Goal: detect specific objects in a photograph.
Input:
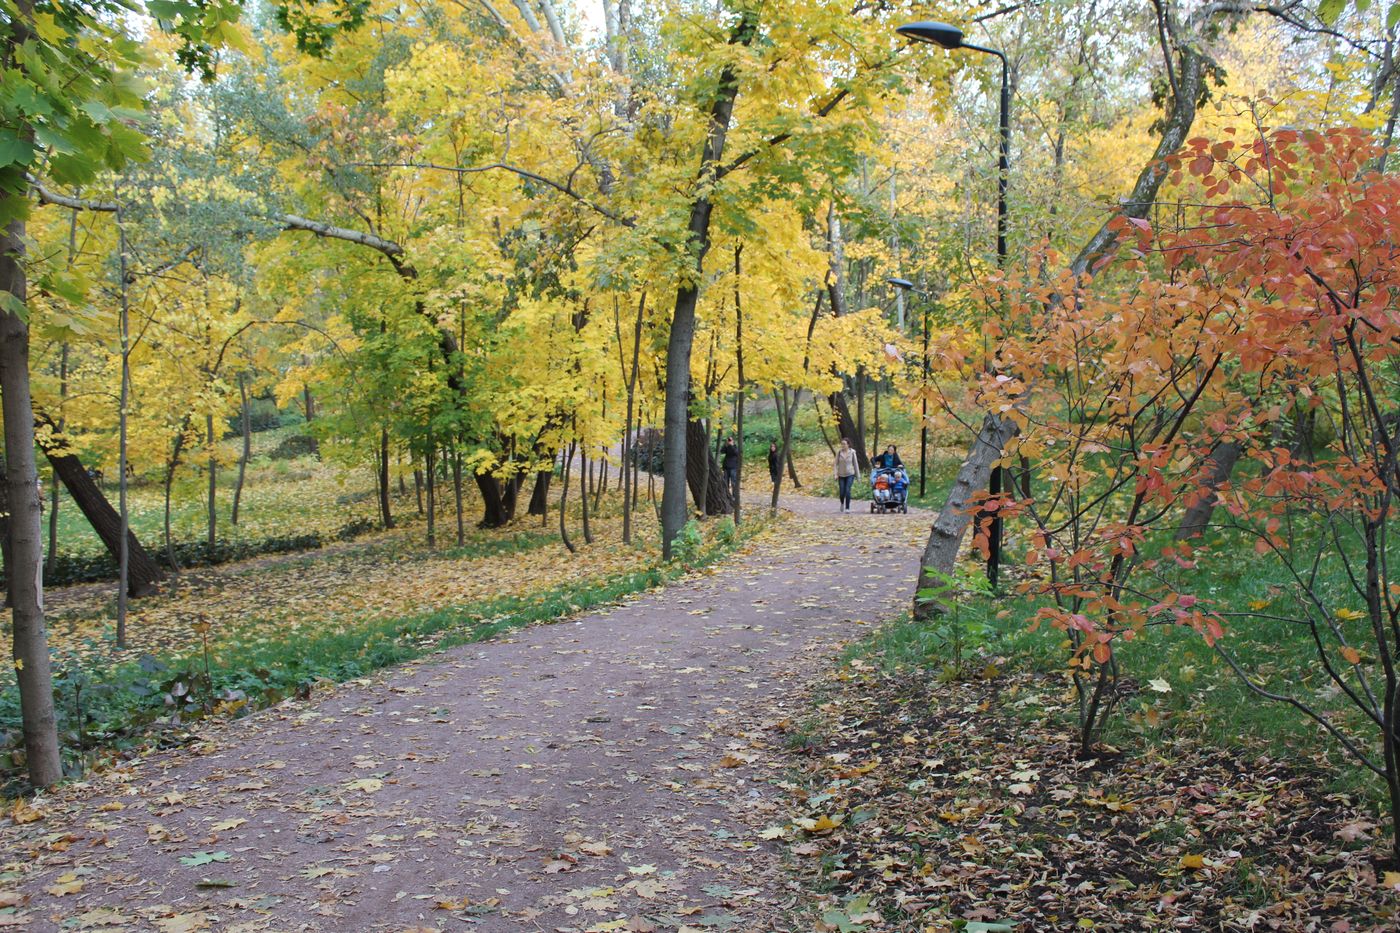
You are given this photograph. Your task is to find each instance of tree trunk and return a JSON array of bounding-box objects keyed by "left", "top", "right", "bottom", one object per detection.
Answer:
[
  {"left": 206, "top": 413, "right": 216, "bottom": 557},
  {"left": 913, "top": 413, "right": 1020, "bottom": 619},
  {"left": 685, "top": 419, "right": 733, "bottom": 516},
  {"left": 379, "top": 427, "right": 394, "bottom": 529},
  {"left": 232, "top": 373, "right": 250, "bottom": 526},
  {"left": 39, "top": 436, "right": 165, "bottom": 597},
  {"left": 581, "top": 451, "right": 594, "bottom": 544},
  {"left": 661, "top": 12, "right": 756, "bottom": 558},
  {"left": 453, "top": 449, "right": 464, "bottom": 547},
  {"left": 162, "top": 433, "right": 184, "bottom": 573},
  {"left": 559, "top": 442, "right": 576, "bottom": 553},
  {"left": 528, "top": 469, "right": 551, "bottom": 518},
  {"left": 46, "top": 343, "right": 67, "bottom": 574},
  {"left": 828, "top": 391, "right": 870, "bottom": 471},
  {"left": 475, "top": 472, "right": 517, "bottom": 528},
  {"left": 413, "top": 467, "right": 424, "bottom": 514},
  {"left": 425, "top": 440, "right": 437, "bottom": 549},
  {"left": 733, "top": 245, "right": 745, "bottom": 526},
  {"left": 1175, "top": 440, "right": 1242, "bottom": 541},
  {"left": 0, "top": 216, "right": 62, "bottom": 787}
]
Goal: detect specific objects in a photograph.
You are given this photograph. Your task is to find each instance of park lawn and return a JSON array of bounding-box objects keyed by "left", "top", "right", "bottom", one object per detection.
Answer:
[{"left": 43, "top": 426, "right": 385, "bottom": 562}]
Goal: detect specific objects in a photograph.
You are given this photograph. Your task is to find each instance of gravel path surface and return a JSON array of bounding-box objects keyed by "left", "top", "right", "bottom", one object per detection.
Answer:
[{"left": 1, "top": 496, "right": 927, "bottom": 932}]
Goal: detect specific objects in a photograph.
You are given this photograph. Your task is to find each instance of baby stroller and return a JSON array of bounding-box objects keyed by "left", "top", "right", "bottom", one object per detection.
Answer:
[{"left": 869, "top": 466, "right": 909, "bottom": 513}]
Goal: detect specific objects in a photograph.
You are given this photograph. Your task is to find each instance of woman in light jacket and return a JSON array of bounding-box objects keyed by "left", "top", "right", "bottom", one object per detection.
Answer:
[{"left": 834, "top": 437, "right": 860, "bottom": 512}]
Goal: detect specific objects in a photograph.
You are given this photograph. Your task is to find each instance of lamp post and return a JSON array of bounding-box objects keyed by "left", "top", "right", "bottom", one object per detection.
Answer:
[
  {"left": 897, "top": 19, "right": 1010, "bottom": 589},
  {"left": 888, "top": 277, "right": 928, "bottom": 498}
]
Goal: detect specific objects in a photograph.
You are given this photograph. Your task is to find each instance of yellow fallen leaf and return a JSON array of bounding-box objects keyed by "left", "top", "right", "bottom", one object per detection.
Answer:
[
  {"left": 211, "top": 818, "right": 246, "bottom": 832},
  {"left": 1383, "top": 870, "right": 1400, "bottom": 889},
  {"left": 46, "top": 873, "right": 83, "bottom": 896},
  {"left": 98, "top": 801, "right": 125, "bottom": 812},
  {"left": 1180, "top": 854, "right": 1205, "bottom": 870},
  {"left": 10, "top": 801, "right": 43, "bottom": 825},
  {"left": 343, "top": 778, "right": 383, "bottom": 794}
]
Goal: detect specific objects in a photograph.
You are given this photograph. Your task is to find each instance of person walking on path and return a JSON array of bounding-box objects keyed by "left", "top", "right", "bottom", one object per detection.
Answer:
[
  {"left": 834, "top": 437, "right": 860, "bottom": 512},
  {"left": 767, "top": 442, "right": 782, "bottom": 486},
  {"left": 721, "top": 436, "right": 740, "bottom": 503}
]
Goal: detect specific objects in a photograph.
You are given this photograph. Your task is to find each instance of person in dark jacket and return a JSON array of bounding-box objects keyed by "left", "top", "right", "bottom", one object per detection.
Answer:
[
  {"left": 767, "top": 442, "right": 782, "bottom": 486},
  {"left": 721, "top": 436, "right": 740, "bottom": 501},
  {"left": 872, "top": 444, "right": 904, "bottom": 470}
]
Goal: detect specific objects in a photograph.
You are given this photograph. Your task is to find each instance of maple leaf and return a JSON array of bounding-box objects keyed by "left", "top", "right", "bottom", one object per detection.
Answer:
[{"left": 179, "top": 851, "right": 230, "bottom": 867}]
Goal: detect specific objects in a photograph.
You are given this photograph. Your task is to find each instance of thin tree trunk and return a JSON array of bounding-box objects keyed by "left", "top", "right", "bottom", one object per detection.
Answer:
[
  {"left": 163, "top": 431, "right": 185, "bottom": 573},
  {"left": 206, "top": 413, "right": 216, "bottom": 557},
  {"left": 733, "top": 245, "right": 745, "bottom": 526},
  {"left": 414, "top": 467, "right": 424, "bottom": 514},
  {"left": 453, "top": 448, "right": 465, "bottom": 547},
  {"left": 581, "top": 451, "right": 594, "bottom": 544},
  {"left": 426, "top": 441, "right": 436, "bottom": 549},
  {"left": 1, "top": 215, "right": 62, "bottom": 787},
  {"left": 559, "top": 442, "right": 577, "bottom": 553},
  {"left": 231, "top": 373, "right": 250, "bottom": 526},
  {"left": 46, "top": 343, "right": 67, "bottom": 574},
  {"left": 378, "top": 428, "right": 394, "bottom": 528}
]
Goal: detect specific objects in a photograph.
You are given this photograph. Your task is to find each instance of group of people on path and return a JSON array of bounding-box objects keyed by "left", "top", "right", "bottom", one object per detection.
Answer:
[
  {"left": 716, "top": 435, "right": 905, "bottom": 513},
  {"left": 835, "top": 439, "right": 903, "bottom": 512}
]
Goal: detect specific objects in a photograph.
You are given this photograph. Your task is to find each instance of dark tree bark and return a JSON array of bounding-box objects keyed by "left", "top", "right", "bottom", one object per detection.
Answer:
[
  {"left": 528, "top": 469, "right": 551, "bottom": 517},
  {"left": 205, "top": 413, "right": 217, "bottom": 556},
  {"left": 425, "top": 440, "right": 437, "bottom": 549},
  {"left": 558, "top": 442, "right": 577, "bottom": 553},
  {"left": 413, "top": 467, "right": 424, "bottom": 514},
  {"left": 231, "top": 373, "right": 250, "bottom": 526},
  {"left": 581, "top": 452, "right": 594, "bottom": 544},
  {"left": 1175, "top": 440, "right": 1243, "bottom": 540},
  {"left": 0, "top": 213, "right": 62, "bottom": 787},
  {"left": 475, "top": 472, "right": 518, "bottom": 528},
  {"left": 685, "top": 419, "right": 733, "bottom": 516},
  {"left": 827, "top": 390, "right": 871, "bottom": 472},
  {"left": 36, "top": 417, "right": 165, "bottom": 597},
  {"left": 46, "top": 342, "right": 67, "bottom": 573},
  {"left": 453, "top": 449, "right": 465, "bottom": 547},
  {"left": 378, "top": 427, "right": 394, "bottom": 529}
]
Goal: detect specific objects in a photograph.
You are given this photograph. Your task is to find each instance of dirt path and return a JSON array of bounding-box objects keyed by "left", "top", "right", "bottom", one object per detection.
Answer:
[{"left": 2, "top": 496, "right": 927, "bottom": 932}]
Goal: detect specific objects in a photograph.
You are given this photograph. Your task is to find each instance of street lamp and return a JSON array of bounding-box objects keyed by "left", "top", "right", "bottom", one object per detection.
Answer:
[
  {"left": 897, "top": 19, "right": 1011, "bottom": 590},
  {"left": 888, "top": 277, "right": 929, "bottom": 499}
]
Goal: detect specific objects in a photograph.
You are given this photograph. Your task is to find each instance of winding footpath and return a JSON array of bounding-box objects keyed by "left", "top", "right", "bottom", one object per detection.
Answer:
[{"left": 2, "top": 496, "right": 926, "bottom": 932}]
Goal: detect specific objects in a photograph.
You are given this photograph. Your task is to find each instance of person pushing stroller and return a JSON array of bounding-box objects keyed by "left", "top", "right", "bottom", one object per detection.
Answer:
[{"left": 869, "top": 445, "right": 909, "bottom": 513}]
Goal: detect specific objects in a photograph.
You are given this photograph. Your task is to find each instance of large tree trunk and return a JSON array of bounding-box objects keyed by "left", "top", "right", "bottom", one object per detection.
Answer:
[
  {"left": 528, "top": 469, "right": 551, "bottom": 517},
  {"left": 828, "top": 390, "right": 870, "bottom": 473},
  {"left": 914, "top": 33, "right": 1211, "bottom": 613},
  {"left": 1175, "top": 440, "right": 1242, "bottom": 541},
  {"left": 1, "top": 215, "right": 62, "bottom": 788},
  {"left": 37, "top": 418, "right": 165, "bottom": 597},
  {"left": 661, "top": 12, "right": 756, "bottom": 558},
  {"left": 475, "top": 472, "right": 517, "bottom": 528},
  {"left": 686, "top": 419, "right": 732, "bottom": 516}
]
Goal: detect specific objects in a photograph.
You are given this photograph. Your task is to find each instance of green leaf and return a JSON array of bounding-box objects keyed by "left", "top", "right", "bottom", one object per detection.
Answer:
[
  {"left": 0, "top": 129, "right": 34, "bottom": 170},
  {"left": 178, "top": 850, "right": 230, "bottom": 867},
  {"left": 965, "top": 924, "right": 1016, "bottom": 933},
  {"left": 1389, "top": 2, "right": 1400, "bottom": 29},
  {"left": 1317, "top": 0, "right": 1348, "bottom": 24},
  {"left": 0, "top": 290, "right": 27, "bottom": 324}
]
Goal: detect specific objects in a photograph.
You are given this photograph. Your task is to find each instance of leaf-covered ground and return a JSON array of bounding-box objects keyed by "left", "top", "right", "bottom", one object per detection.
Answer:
[
  {"left": 772, "top": 644, "right": 1400, "bottom": 932},
  {"left": 0, "top": 497, "right": 927, "bottom": 931}
]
